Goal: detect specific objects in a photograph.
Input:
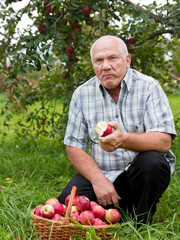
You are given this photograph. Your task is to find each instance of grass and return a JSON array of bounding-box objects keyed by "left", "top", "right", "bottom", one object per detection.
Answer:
[{"left": 0, "top": 93, "right": 179, "bottom": 239}]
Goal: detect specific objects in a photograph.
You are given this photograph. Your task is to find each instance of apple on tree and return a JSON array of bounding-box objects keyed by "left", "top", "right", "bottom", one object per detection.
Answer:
[{"left": 95, "top": 121, "right": 112, "bottom": 137}]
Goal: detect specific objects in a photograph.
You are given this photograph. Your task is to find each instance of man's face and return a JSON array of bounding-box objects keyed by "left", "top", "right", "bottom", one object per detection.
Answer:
[{"left": 91, "top": 37, "right": 131, "bottom": 90}]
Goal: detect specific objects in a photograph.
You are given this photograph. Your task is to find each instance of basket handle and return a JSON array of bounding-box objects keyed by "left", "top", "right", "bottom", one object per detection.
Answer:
[{"left": 63, "top": 186, "right": 78, "bottom": 225}]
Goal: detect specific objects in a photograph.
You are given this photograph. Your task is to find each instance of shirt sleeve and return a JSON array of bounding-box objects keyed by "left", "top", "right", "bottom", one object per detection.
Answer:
[
  {"left": 144, "top": 82, "right": 177, "bottom": 139},
  {"left": 64, "top": 91, "right": 89, "bottom": 150}
]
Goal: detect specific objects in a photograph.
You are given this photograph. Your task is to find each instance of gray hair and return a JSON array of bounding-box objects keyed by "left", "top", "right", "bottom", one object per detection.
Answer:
[{"left": 90, "top": 35, "right": 129, "bottom": 60}]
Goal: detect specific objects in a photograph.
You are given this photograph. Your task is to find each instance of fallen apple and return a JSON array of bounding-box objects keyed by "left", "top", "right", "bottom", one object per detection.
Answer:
[
  {"left": 74, "top": 196, "right": 90, "bottom": 211},
  {"left": 35, "top": 205, "right": 43, "bottom": 217},
  {"left": 95, "top": 121, "right": 112, "bottom": 137},
  {"left": 105, "top": 209, "right": 120, "bottom": 224},
  {"left": 41, "top": 204, "right": 55, "bottom": 219},
  {"left": 79, "top": 210, "right": 94, "bottom": 225}
]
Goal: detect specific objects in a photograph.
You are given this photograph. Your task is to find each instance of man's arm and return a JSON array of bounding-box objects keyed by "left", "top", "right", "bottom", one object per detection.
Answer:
[
  {"left": 99, "top": 121, "right": 172, "bottom": 153},
  {"left": 66, "top": 145, "right": 121, "bottom": 206}
]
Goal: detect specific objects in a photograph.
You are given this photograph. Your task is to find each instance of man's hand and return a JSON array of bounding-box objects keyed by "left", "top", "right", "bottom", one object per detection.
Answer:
[
  {"left": 99, "top": 121, "right": 125, "bottom": 152},
  {"left": 91, "top": 177, "right": 121, "bottom": 206}
]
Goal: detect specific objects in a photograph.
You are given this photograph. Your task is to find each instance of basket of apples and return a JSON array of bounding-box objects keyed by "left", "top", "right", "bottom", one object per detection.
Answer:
[{"left": 31, "top": 186, "right": 120, "bottom": 239}]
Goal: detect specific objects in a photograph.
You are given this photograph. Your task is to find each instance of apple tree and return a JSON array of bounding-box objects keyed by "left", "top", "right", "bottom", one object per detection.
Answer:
[{"left": 0, "top": 0, "right": 179, "bottom": 139}]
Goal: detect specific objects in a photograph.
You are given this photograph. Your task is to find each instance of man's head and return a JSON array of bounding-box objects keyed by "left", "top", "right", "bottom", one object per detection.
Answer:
[{"left": 90, "top": 35, "right": 131, "bottom": 91}]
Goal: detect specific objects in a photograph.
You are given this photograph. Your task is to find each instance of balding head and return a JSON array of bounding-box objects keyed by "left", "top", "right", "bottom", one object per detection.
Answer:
[{"left": 90, "top": 35, "right": 128, "bottom": 61}]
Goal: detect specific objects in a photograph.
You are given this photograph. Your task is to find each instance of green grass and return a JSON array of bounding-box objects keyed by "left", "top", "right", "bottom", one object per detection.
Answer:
[{"left": 0, "top": 93, "right": 179, "bottom": 239}]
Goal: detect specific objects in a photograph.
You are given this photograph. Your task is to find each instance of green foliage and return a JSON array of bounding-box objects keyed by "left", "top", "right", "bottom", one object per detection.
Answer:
[{"left": 0, "top": 0, "right": 180, "bottom": 138}]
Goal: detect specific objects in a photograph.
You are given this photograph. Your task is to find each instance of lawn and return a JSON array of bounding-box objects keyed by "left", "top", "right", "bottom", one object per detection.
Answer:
[{"left": 0, "top": 93, "right": 179, "bottom": 239}]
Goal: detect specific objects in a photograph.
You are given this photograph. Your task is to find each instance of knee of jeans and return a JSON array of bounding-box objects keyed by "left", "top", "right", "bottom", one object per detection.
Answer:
[{"left": 136, "top": 151, "right": 167, "bottom": 175}]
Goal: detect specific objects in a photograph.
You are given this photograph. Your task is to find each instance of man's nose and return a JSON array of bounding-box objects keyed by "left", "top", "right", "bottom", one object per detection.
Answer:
[{"left": 102, "top": 60, "right": 111, "bottom": 70}]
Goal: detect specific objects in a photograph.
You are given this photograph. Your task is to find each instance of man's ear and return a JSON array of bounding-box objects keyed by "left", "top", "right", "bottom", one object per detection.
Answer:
[{"left": 126, "top": 54, "right": 131, "bottom": 68}]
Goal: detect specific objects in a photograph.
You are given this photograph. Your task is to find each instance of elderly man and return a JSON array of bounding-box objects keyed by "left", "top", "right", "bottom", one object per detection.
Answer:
[{"left": 58, "top": 35, "right": 176, "bottom": 224}]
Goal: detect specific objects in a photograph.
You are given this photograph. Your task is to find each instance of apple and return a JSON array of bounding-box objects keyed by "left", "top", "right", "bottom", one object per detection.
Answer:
[
  {"left": 93, "top": 218, "right": 105, "bottom": 226},
  {"left": 92, "top": 205, "right": 106, "bottom": 219},
  {"left": 7, "top": 66, "right": 12, "bottom": 72},
  {"left": 105, "top": 209, "right": 120, "bottom": 224},
  {"left": 69, "top": 21, "right": 79, "bottom": 28},
  {"left": 38, "top": 24, "right": 46, "bottom": 32},
  {"left": 95, "top": 121, "right": 112, "bottom": 137},
  {"left": 51, "top": 213, "right": 62, "bottom": 221},
  {"left": 127, "top": 37, "right": 136, "bottom": 45},
  {"left": 44, "top": 0, "right": 50, "bottom": 7},
  {"left": 62, "top": 204, "right": 67, "bottom": 215},
  {"left": 45, "top": 198, "right": 59, "bottom": 206},
  {"left": 67, "top": 45, "right": 75, "bottom": 53},
  {"left": 67, "top": 52, "right": 72, "bottom": 60},
  {"left": 40, "top": 120, "right": 45, "bottom": 125},
  {"left": 41, "top": 205, "right": 55, "bottom": 218},
  {"left": 74, "top": 56, "right": 79, "bottom": 62},
  {"left": 79, "top": 210, "right": 94, "bottom": 225},
  {"left": 74, "top": 196, "right": 90, "bottom": 211},
  {"left": 53, "top": 202, "right": 64, "bottom": 215},
  {"left": 82, "top": 5, "right": 91, "bottom": 15},
  {"left": 47, "top": 5, "right": 52, "bottom": 13},
  {"left": 35, "top": 205, "right": 44, "bottom": 217},
  {"left": 70, "top": 213, "right": 80, "bottom": 223},
  {"left": 89, "top": 201, "right": 98, "bottom": 211},
  {"left": 71, "top": 206, "right": 80, "bottom": 215},
  {"left": 65, "top": 194, "right": 78, "bottom": 206}
]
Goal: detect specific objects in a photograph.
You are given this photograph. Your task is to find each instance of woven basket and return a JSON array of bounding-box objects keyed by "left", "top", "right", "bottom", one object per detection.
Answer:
[{"left": 31, "top": 186, "right": 116, "bottom": 240}]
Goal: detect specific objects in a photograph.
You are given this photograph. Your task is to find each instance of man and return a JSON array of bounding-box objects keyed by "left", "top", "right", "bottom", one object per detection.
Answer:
[{"left": 58, "top": 35, "right": 176, "bottom": 224}]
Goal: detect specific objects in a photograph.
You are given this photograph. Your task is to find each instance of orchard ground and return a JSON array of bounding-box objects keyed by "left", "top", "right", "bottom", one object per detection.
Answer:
[{"left": 0, "top": 93, "right": 179, "bottom": 239}]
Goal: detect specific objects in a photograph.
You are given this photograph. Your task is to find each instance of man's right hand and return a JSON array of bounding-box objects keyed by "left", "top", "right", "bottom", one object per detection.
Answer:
[{"left": 92, "top": 177, "right": 121, "bottom": 206}]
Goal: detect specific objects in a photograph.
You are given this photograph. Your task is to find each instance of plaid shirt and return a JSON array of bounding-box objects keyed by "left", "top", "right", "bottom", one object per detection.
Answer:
[{"left": 64, "top": 68, "right": 177, "bottom": 182}]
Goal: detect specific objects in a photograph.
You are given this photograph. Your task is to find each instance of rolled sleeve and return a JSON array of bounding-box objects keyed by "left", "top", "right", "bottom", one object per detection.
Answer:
[
  {"left": 64, "top": 92, "right": 89, "bottom": 150},
  {"left": 144, "top": 83, "right": 177, "bottom": 139}
]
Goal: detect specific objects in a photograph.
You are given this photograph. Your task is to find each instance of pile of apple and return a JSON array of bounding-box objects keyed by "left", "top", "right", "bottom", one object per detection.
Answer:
[{"left": 34, "top": 195, "right": 120, "bottom": 226}]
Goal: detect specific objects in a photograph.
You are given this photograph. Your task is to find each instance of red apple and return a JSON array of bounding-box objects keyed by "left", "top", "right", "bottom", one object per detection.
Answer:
[
  {"left": 92, "top": 205, "right": 106, "bottom": 219},
  {"left": 40, "top": 120, "right": 45, "bottom": 125},
  {"left": 127, "top": 37, "right": 136, "bottom": 45},
  {"left": 45, "top": 198, "right": 59, "bottom": 206},
  {"left": 38, "top": 24, "right": 46, "bottom": 32},
  {"left": 70, "top": 213, "right": 80, "bottom": 223},
  {"left": 82, "top": 5, "right": 91, "bottom": 15},
  {"left": 67, "top": 45, "right": 75, "bottom": 53},
  {"left": 44, "top": 0, "right": 50, "bottom": 7},
  {"left": 67, "top": 52, "right": 72, "bottom": 60},
  {"left": 53, "top": 202, "right": 64, "bottom": 215},
  {"left": 47, "top": 5, "right": 52, "bottom": 13},
  {"left": 35, "top": 205, "right": 43, "bottom": 217},
  {"left": 74, "top": 56, "right": 79, "bottom": 62},
  {"left": 41, "top": 205, "right": 55, "bottom": 218},
  {"left": 93, "top": 218, "right": 105, "bottom": 226},
  {"left": 7, "top": 66, "right": 12, "bottom": 72},
  {"left": 74, "top": 196, "right": 90, "bottom": 211},
  {"left": 51, "top": 213, "right": 62, "bottom": 221},
  {"left": 62, "top": 204, "right": 67, "bottom": 215},
  {"left": 95, "top": 121, "right": 112, "bottom": 137},
  {"left": 89, "top": 201, "right": 98, "bottom": 211},
  {"left": 71, "top": 206, "right": 80, "bottom": 215},
  {"left": 65, "top": 194, "right": 78, "bottom": 206},
  {"left": 105, "top": 209, "right": 120, "bottom": 224},
  {"left": 79, "top": 210, "right": 94, "bottom": 225},
  {"left": 69, "top": 21, "right": 79, "bottom": 28}
]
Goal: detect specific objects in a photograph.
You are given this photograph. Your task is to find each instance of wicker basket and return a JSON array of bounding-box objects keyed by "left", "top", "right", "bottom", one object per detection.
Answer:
[{"left": 31, "top": 186, "right": 116, "bottom": 239}]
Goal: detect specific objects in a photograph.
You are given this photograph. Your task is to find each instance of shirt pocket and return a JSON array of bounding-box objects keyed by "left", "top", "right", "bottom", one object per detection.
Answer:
[{"left": 124, "top": 123, "right": 145, "bottom": 133}]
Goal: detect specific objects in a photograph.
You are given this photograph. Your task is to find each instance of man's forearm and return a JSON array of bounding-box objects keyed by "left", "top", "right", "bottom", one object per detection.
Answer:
[{"left": 66, "top": 146, "right": 106, "bottom": 184}]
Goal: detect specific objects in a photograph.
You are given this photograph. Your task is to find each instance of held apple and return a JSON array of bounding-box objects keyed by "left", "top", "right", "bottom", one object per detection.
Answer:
[
  {"left": 105, "top": 209, "right": 120, "bottom": 224},
  {"left": 41, "top": 204, "right": 55, "bottom": 218},
  {"left": 95, "top": 121, "right": 112, "bottom": 137}
]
